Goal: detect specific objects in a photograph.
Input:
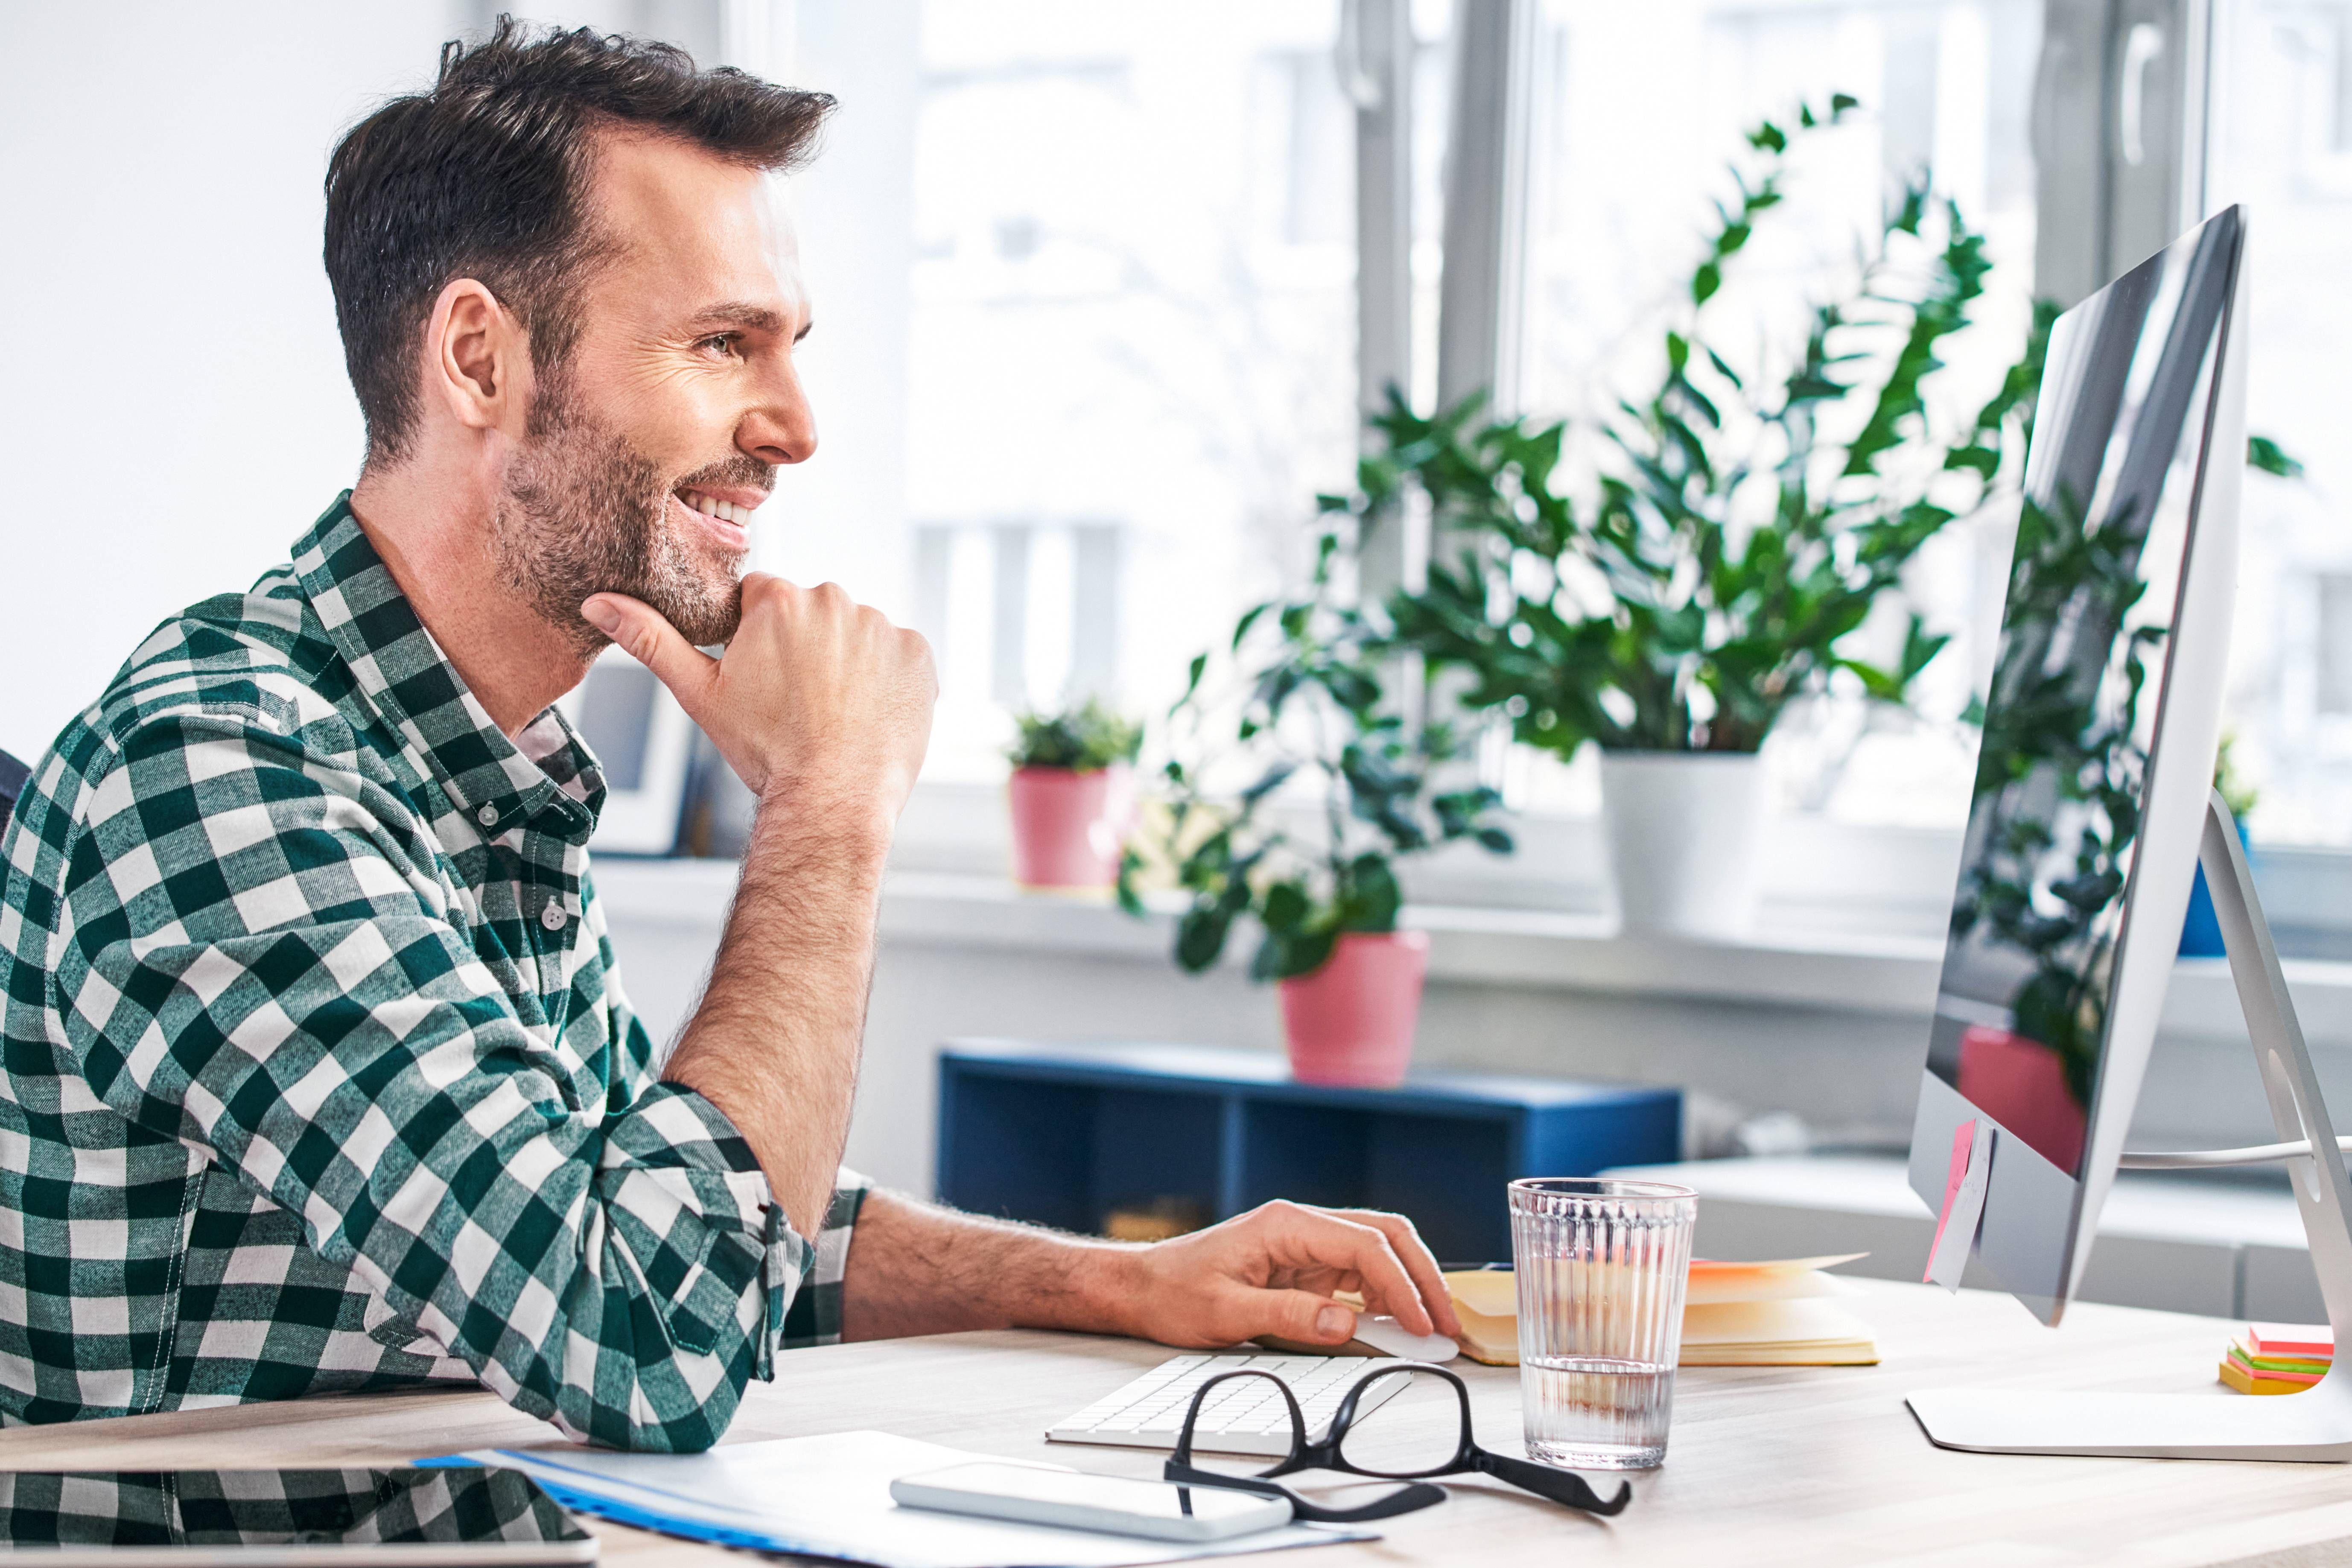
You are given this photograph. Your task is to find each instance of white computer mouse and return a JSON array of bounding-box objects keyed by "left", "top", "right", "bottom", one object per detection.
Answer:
[{"left": 1351, "top": 1314, "right": 1460, "bottom": 1363}]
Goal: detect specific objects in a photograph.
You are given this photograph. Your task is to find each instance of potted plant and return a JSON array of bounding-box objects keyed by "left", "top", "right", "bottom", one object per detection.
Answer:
[
  {"left": 2179, "top": 734, "right": 2262, "bottom": 958},
  {"left": 1944, "top": 435, "right": 2300, "bottom": 1166},
  {"left": 1006, "top": 698, "right": 1142, "bottom": 893},
  {"left": 1118, "top": 534, "right": 1513, "bottom": 1086},
  {"left": 2175, "top": 450, "right": 2297, "bottom": 954},
  {"left": 1354, "top": 98, "right": 2040, "bottom": 938}
]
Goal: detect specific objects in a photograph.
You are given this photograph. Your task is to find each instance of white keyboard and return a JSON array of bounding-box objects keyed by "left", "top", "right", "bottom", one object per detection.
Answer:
[{"left": 1045, "top": 1353, "right": 1408, "bottom": 1457}]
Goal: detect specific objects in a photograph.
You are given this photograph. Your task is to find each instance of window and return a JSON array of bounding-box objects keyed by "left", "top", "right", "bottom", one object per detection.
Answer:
[
  {"left": 1511, "top": 0, "right": 2044, "bottom": 829},
  {"left": 901, "top": 0, "right": 1367, "bottom": 781},
  {"left": 2209, "top": 0, "right": 2352, "bottom": 845},
  {"left": 453, "top": 1, "right": 2352, "bottom": 916}
]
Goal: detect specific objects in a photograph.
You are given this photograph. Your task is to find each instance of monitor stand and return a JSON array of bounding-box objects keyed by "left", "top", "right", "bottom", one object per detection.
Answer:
[{"left": 1907, "top": 790, "right": 2352, "bottom": 1460}]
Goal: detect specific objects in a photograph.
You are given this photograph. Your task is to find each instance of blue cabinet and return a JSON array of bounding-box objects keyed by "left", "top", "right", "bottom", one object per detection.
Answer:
[{"left": 934, "top": 1040, "right": 1682, "bottom": 1263}]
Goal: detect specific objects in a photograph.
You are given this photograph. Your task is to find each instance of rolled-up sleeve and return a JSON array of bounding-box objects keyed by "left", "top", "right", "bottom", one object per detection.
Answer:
[
  {"left": 52, "top": 708, "right": 851, "bottom": 1450},
  {"left": 779, "top": 1176, "right": 870, "bottom": 1348}
]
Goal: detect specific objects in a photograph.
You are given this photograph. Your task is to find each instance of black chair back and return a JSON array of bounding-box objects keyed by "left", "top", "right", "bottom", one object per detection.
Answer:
[{"left": 0, "top": 749, "right": 29, "bottom": 836}]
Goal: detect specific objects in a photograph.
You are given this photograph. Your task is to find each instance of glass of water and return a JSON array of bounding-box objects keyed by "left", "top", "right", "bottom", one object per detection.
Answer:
[{"left": 1509, "top": 1176, "right": 1697, "bottom": 1470}]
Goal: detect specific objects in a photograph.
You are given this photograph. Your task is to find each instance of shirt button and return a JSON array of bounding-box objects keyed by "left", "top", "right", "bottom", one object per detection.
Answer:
[
  {"left": 476, "top": 805, "right": 499, "bottom": 827},
  {"left": 540, "top": 902, "right": 568, "bottom": 931}
]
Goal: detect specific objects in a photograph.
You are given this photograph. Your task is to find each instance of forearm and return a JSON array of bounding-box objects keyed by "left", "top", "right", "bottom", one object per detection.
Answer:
[
  {"left": 660, "top": 790, "right": 890, "bottom": 1241},
  {"left": 837, "top": 1191, "right": 1462, "bottom": 1353},
  {"left": 839, "top": 1189, "right": 1145, "bottom": 1341}
]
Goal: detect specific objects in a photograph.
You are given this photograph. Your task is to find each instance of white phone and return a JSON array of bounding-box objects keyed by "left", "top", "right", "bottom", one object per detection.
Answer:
[{"left": 890, "top": 1461, "right": 1293, "bottom": 1543}]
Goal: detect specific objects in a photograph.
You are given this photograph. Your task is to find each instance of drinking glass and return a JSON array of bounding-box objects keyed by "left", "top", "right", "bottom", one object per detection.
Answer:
[{"left": 1508, "top": 1176, "right": 1698, "bottom": 1470}]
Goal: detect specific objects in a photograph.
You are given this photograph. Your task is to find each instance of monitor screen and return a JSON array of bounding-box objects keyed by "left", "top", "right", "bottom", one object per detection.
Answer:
[{"left": 1925, "top": 210, "right": 2244, "bottom": 1182}]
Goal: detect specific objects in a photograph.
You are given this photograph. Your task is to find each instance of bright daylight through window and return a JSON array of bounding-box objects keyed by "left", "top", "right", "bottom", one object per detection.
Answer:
[
  {"left": 779, "top": 0, "right": 2345, "bottom": 914},
  {"left": 2211, "top": 0, "right": 2352, "bottom": 846},
  {"left": 906, "top": 0, "right": 1399, "bottom": 783},
  {"left": 1513, "top": 0, "right": 2044, "bottom": 830}
]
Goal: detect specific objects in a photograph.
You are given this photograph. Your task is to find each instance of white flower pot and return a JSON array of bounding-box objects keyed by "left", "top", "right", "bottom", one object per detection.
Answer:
[{"left": 1598, "top": 750, "right": 1769, "bottom": 940}]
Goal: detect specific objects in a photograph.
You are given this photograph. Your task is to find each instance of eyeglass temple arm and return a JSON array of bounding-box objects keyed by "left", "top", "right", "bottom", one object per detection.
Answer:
[
  {"left": 1161, "top": 1466, "right": 1287, "bottom": 1502},
  {"left": 1471, "top": 1451, "right": 1633, "bottom": 1517}
]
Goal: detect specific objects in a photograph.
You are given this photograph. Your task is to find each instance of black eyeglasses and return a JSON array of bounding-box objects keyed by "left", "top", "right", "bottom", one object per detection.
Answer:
[{"left": 1162, "top": 1364, "right": 1632, "bottom": 1525}]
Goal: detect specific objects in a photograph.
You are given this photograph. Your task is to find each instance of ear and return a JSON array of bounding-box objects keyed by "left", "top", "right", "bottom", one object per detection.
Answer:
[{"left": 423, "top": 277, "right": 530, "bottom": 436}]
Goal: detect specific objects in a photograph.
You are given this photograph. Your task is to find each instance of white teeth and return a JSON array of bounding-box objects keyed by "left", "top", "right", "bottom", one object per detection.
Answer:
[{"left": 678, "top": 490, "right": 756, "bottom": 528}]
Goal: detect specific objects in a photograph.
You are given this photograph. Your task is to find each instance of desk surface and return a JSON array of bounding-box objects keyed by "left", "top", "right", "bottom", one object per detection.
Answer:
[{"left": 2, "top": 1279, "right": 2345, "bottom": 1568}]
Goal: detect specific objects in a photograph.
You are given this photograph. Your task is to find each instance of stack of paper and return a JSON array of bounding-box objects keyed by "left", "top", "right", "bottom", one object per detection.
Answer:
[
  {"left": 1682, "top": 1254, "right": 1878, "bottom": 1366},
  {"left": 1446, "top": 1270, "right": 1517, "bottom": 1364},
  {"left": 1444, "top": 1255, "right": 1879, "bottom": 1368},
  {"left": 436, "top": 1431, "right": 1370, "bottom": 1567},
  {"left": 2220, "top": 1323, "right": 2333, "bottom": 1395}
]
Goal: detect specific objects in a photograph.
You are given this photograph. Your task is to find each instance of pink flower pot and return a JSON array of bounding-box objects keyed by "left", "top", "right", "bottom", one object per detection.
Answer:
[
  {"left": 1955, "top": 1023, "right": 2088, "bottom": 1173},
  {"left": 1278, "top": 930, "right": 1431, "bottom": 1088},
  {"left": 1007, "top": 765, "right": 1133, "bottom": 891}
]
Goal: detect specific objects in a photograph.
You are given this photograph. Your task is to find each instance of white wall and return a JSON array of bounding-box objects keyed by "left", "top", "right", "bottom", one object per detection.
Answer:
[
  {"left": 0, "top": 0, "right": 917, "bottom": 765},
  {"left": 0, "top": 3, "right": 468, "bottom": 762}
]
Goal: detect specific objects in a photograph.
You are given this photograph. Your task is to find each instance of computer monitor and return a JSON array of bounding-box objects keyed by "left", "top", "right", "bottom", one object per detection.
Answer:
[{"left": 1905, "top": 204, "right": 2249, "bottom": 1326}]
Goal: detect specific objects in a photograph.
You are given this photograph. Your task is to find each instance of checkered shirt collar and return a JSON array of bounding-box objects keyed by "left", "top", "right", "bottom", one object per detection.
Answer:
[{"left": 292, "top": 493, "right": 604, "bottom": 843}]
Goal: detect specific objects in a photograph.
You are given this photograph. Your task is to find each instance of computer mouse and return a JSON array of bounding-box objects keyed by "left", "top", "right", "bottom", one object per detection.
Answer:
[{"left": 1351, "top": 1314, "right": 1460, "bottom": 1363}]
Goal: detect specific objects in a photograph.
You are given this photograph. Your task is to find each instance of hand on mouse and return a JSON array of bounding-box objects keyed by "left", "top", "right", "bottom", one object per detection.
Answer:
[{"left": 1107, "top": 1200, "right": 1462, "bottom": 1352}]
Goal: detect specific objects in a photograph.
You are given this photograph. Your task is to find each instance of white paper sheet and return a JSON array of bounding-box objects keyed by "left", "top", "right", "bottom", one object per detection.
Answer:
[{"left": 442, "top": 1430, "right": 1371, "bottom": 1568}]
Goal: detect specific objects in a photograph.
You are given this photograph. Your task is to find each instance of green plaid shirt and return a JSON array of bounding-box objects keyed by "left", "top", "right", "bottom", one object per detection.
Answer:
[{"left": 0, "top": 496, "right": 866, "bottom": 1451}]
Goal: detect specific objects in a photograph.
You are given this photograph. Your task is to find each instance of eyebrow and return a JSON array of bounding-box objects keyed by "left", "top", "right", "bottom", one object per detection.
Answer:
[{"left": 685, "top": 302, "right": 810, "bottom": 342}]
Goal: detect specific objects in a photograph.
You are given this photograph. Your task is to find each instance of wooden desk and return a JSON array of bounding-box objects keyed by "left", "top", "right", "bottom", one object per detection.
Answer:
[{"left": 3, "top": 1280, "right": 2346, "bottom": 1567}]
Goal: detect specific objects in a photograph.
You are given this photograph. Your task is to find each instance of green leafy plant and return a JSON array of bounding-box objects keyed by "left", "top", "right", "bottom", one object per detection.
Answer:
[
  {"left": 1007, "top": 699, "right": 1143, "bottom": 772},
  {"left": 2215, "top": 733, "right": 2259, "bottom": 820},
  {"left": 1949, "top": 476, "right": 2152, "bottom": 1107},
  {"left": 1118, "top": 535, "right": 1512, "bottom": 979},
  {"left": 1942, "top": 426, "right": 2298, "bottom": 1112},
  {"left": 2248, "top": 436, "right": 2304, "bottom": 480},
  {"left": 1359, "top": 97, "right": 2038, "bottom": 759}
]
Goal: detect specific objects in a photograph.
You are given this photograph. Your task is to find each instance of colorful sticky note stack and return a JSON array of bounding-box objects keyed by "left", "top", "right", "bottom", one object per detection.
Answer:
[{"left": 2219, "top": 1323, "right": 2333, "bottom": 1395}]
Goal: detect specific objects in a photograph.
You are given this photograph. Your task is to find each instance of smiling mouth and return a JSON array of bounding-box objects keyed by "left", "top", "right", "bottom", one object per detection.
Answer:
[{"left": 672, "top": 486, "right": 762, "bottom": 553}]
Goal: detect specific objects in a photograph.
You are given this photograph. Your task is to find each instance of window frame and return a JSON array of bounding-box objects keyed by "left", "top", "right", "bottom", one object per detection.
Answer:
[{"left": 858, "top": 0, "right": 2352, "bottom": 951}]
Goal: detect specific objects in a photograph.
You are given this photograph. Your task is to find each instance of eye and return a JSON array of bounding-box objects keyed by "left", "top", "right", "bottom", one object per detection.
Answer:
[{"left": 693, "top": 333, "right": 740, "bottom": 359}]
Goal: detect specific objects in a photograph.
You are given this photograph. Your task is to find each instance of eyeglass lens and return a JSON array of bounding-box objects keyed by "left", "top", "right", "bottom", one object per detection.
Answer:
[
  {"left": 1331, "top": 1366, "right": 1468, "bottom": 1477},
  {"left": 1185, "top": 1370, "right": 1306, "bottom": 1457}
]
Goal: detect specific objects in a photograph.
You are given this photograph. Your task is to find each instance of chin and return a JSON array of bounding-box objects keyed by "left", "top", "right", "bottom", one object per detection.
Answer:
[{"left": 665, "top": 571, "right": 747, "bottom": 648}]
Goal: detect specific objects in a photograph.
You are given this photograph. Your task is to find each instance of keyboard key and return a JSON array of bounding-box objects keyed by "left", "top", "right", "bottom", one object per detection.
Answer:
[
  {"left": 1050, "top": 1354, "right": 1400, "bottom": 1454},
  {"left": 1227, "top": 1413, "right": 1291, "bottom": 1434}
]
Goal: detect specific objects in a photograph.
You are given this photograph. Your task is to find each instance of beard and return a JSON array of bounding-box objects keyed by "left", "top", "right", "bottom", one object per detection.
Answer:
[{"left": 492, "top": 379, "right": 766, "bottom": 656}]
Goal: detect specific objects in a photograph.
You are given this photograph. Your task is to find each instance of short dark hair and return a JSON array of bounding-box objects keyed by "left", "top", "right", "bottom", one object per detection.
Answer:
[{"left": 325, "top": 16, "right": 832, "bottom": 463}]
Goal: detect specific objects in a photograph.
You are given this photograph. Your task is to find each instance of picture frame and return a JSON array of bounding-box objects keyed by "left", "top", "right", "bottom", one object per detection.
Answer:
[{"left": 556, "top": 646, "right": 697, "bottom": 855}]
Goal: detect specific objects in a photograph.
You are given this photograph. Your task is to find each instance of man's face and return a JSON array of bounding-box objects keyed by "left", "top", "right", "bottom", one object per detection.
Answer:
[{"left": 494, "top": 130, "right": 816, "bottom": 652}]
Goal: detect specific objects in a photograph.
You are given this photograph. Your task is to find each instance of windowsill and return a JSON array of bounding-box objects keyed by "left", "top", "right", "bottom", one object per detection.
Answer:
[{"left": 589, "top": 857, "right": 2352, "bottom": 1045}]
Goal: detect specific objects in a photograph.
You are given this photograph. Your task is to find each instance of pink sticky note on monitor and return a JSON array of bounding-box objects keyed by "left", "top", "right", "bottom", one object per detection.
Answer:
[{"left": 1924, "top": 1118, "right": 1993, "bottom": 1290}]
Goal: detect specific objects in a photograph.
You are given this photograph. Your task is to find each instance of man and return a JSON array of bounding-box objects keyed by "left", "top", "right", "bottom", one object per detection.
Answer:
[{"left": 0, "top": 21, "right": 1456, "bottom": 1451}]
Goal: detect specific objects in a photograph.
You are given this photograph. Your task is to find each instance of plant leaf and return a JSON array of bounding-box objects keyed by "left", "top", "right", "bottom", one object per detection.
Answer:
[{"left": 2250, "top": 434, "right": 2305, "bottom": 479}]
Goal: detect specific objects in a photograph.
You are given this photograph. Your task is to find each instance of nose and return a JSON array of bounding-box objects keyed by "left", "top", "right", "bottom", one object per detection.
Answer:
[{"left": 738, "top": 350, "right": 817, "bottom": 467}]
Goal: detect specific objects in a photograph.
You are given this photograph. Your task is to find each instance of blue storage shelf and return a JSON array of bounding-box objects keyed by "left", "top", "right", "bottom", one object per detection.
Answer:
[{"left": 935, "top": 1040, "right": 1682, "bottom": 1263}]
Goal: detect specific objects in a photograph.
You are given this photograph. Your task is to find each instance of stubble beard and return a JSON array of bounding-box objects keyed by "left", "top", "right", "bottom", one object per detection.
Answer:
[{"left": 493, "top": 380, "right": 753, "bottom": 658}]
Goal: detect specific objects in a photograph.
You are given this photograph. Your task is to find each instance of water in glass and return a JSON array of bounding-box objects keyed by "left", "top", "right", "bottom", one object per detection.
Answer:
[
  {"left": 1519, "top": 1356, "right": 1678, "bottom": 1469},
  {"left": 1508, "top": 1177, "right": 1697, "bottom": 1470}
]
